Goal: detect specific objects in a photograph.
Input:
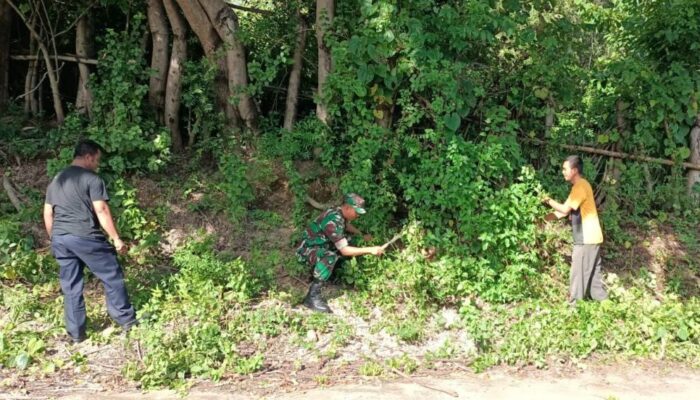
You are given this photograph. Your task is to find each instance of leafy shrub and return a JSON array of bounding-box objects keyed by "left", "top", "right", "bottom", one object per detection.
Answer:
[
  {"left": 462, "top": 273, "right": 700, "bottom": 371},
  {"left": 182, "top": 58, "right": 225, "bottom": 145},
  {"left": 47, "top": 14, "right": 169, "bottom": 178},
  {"left": 216, "top": 151, "right": 254, "bottom": 224},
  {"left": 126, "top": 235, "right": 272, "bottom": 387},
  {"left": 0, "top": 219, "right": 56, "bottom": 284},
  {"left": 260, "top": 117, "right": 334, "bottom": 163}
]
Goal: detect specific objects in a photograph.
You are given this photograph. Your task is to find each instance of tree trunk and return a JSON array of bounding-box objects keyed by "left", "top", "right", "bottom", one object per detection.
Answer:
[
  {"left": 688, "top": 113, "right": 700, "bottom": 196},
  {"left": 284, "top": 11, "right": 307, "bottom": 131},
  {"left": 545, "top": 95, "right": 555, "bottom": 135},
  {"left": 24, "top": 15, "right": 38, "bottom": 115},
  {"left": 175, "top": 0, "right": 241, "bottom": 129},
  {"left": 36, "top": 60, "right": 42, "bottom": 114},
  {"left": 148, "top": 0, "right": 170, "bottom": 124},
  {"left": 0, "top": 0, "right": 12, "bottom": 111},
  {"left": 7, "top": 0, "right": 65, "bottom": 123},
  {"left": 198, "top": 0, "right": 258, "bottom": 132},
  {"left": 315, "top": 0, "right": 334, "bottom": 125},
  {"left": 163, "top": 0, "right": 186, "bottom": 152},
  {"left": 75, "top": 14, "right": 94, "bottom": 118}
]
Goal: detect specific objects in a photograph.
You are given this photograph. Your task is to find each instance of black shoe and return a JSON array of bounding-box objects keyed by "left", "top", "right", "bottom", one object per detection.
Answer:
[
  {"left": 67, "top": 334, "right": 87, "bottom": 344},
  {"left": 303, "top": 279, "right": 332, "bottom": 313},
  {"left": 122, "top": 319, "right": 139, "bottom": 334}
]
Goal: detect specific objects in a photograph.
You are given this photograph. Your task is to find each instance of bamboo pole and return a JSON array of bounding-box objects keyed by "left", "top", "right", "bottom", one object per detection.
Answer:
[
  {"left": 11, "top": 54, "right": 98, "bottom": 65},
  {"left": 525, "top": 138, "right": 700, "bottom": 171}
]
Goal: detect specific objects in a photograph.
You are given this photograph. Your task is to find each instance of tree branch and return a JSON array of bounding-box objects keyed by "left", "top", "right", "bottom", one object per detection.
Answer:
[
  {"left": 225, "top": 2, "right": 273, "bottom": 16},
  {"left": 305, "top": 195, "right": 332, "bottom": 210},
  {"left": 2, "top": 175, "right": 23, "bottom": 211},
  {"left": 54, "top": 0, "right": 98, "bottom": 38},
  {"left": 525, "top": 138, "right": 700, "bottom": 171},
  {"left": 10, "top": 54, "right": 98, "bottom": 65},
  {"left": 5, "top": 0, "right": 65, "bottom": 122}
]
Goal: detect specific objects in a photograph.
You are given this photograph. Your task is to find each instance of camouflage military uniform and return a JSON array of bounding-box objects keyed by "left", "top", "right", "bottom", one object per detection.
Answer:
[{"left": 296, "top": 207, "right": 349, "bottom": 281}]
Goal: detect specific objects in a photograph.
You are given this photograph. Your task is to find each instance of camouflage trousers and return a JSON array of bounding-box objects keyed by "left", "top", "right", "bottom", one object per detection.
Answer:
[{"left": 296, "top": 244, "right": 340, "bottom": 282}]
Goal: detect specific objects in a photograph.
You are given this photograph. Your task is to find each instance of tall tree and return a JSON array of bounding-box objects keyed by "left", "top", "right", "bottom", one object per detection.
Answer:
[
  {"left": 174, "top": 0, "right": 241, "bottom": 128},
  {"left": 283, "top": 10, "right": 308, "bottom": 131},
  {"left": 75, "top": 14, "right": 94, "bottom": 117},
  {"left": 147, "top": 0, "right": 169, "bottom": 124},
  {"left": 0, "top": 0, "right": 12, "bottom": 111},
  {"left": 688, "top": 112, "right": 700, "bottom": 196},
  {"left": 199, "top": 0, "right": 258, "bottom": 132},
  {"left": 315, "top": 0, "right": 333, "bottom": 125},
  {"left": 162, "top": 0, "right": 186, "bottom": 151},
  {"left": 6, "top": 0, "right": 65, "bottom": 123},
  {"left": 23, "top": 14, "right": 39, "bottom": 115}
]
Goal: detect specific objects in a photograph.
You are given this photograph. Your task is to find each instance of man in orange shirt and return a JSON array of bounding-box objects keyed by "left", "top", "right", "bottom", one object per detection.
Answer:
[{"left": 543, "top": 155, "right": 608, "bottom": 304}]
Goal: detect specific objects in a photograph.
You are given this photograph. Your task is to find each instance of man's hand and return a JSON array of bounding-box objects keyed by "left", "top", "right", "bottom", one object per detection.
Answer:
[
  {"left": 369, "top": 246, "right": 384, "bottom": 256},
  {"left": 113, "top": 238, "right": 128, "bottom": 254},
  {"left": 363, "top": 233, "right": 373, "bottom": 242},
  {"left": 541, "top": 194, "right": 552, "bottom": 205}
]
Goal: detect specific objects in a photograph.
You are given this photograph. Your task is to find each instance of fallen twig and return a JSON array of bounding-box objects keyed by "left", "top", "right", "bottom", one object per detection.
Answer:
[
  {"left": 391, "top": 367, "right": 459, "bottom": 397},
  {"left": 135, "top": 339, "right": 144, "bottom": 364},
  {"left": 305, "top": 195, "right": 332, "bottom": 210},
  {"left": 2, "top": 175, "right": 24, "bottom": 211},
  {"left": 278, "top": 271, "right": 309, "bottom": 287}
]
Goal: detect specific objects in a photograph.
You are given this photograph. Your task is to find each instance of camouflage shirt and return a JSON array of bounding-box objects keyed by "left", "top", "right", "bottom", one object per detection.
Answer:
[{"left": 299, "top": 207, "right": 349, "bottom": 252}]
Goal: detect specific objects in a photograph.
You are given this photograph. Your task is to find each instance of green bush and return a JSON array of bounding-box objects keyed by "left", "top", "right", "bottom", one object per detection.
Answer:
[
  {"left": 216, "top": 151, "right": 254, "bottom": 224},
  {"left": 126, "top": 235, "right": 273, "bottom": 387},
  {"left": 0, "top": 219, "right": 56, "bottom": 284},
  {"left": 461, "top": 276, "right": 700, "bottom": 371},
  {"left": 47, "top": 14, "right": 169, "bottom": 178}
]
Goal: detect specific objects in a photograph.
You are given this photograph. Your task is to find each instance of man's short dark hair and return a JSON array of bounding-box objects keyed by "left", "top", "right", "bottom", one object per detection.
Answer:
[
  {"left": 566, "top": 155, "right": 583, "bottom": 174},
  {"left": 73, "top": 139, "right": 104, "bottom": 158}
]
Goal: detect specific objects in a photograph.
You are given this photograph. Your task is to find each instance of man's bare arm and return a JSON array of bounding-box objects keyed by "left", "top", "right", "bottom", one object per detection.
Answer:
[
  {"left": 554, "top": 210, "right": 568, "bottom": 219},
  {"left": 346, "top": 223, "right": 372, "bottom": 241},
  {"left": 93, "top": 200, "right": 126, "bottom": 252},
  {"left": 345, "top": 223, "right": 361, "bottom": 235},
  {"left": 545, "top": 198, "right": 572, "bottom": 216},
  {"left": 43, "top": 204, "right": 53, "bottom": 238},
  {"left": 339, "top": 245, "right": 383, "bottom": 257}
]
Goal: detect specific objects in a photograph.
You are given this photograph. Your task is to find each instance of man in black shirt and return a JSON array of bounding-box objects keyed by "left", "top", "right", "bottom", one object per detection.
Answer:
[{"left": 44, "top": 140, "right": 137, "bottom": 343}]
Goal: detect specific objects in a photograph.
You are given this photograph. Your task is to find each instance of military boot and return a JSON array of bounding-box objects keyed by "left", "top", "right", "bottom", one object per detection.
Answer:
[{"left": 303, "top": 279, "right": 332, "bottom": 313}]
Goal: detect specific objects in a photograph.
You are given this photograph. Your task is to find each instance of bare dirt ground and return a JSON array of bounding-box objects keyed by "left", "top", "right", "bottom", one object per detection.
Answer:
[{"left": 2, "top": 361, "right": 698, "bottom": 400}]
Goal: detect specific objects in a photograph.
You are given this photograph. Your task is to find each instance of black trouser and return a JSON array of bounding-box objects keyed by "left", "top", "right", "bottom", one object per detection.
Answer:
[{"left": 51, "top": 234, "right": 136, "bottom": 339}]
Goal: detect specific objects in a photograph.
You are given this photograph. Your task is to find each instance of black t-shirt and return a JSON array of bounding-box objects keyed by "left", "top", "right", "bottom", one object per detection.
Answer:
[{"left": 45, "top": 165, "right": 109, "bottom": 238}]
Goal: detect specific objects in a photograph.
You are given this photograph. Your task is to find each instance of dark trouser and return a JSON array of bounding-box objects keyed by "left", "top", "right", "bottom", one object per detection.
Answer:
[
  {"left": 570, "top": 244, "right": 608, "bottom": 302},
  {"left": 296, "top": 244, "right": 341, "bottom": 282},
  {"left": 51, "top": 234, "right": 136, "bottom": 339}
]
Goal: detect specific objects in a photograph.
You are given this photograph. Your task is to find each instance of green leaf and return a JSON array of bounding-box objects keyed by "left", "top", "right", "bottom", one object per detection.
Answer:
[
  {"left": 597, "top": 134, "right": 609, "bottom": 144},
  {"left": 655, "top": 326, "right": 668, "bottom": 340},
  {"left": 353, "top": 84, "right": 367, "bottom": 97},
  {"left": 15, "top": 353, "right": 30, "bottom": 370},
  {"left": 533, "top": 87, "right": 549, "bottom": 100},
  {"left": 357, "top": 66, "right": 374, "bottom": 84},
  {"left": 677, "top": 324, "right": 689, "bottom": 341},
  {"left": 384, "top": 30, "right": 395, "bottom": 43},
  {"left": 26, "top": 338, "right": 44, "bottom": 356},
  {"left": 444, "top": 113, "right": 461, "bottom": 132}
]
